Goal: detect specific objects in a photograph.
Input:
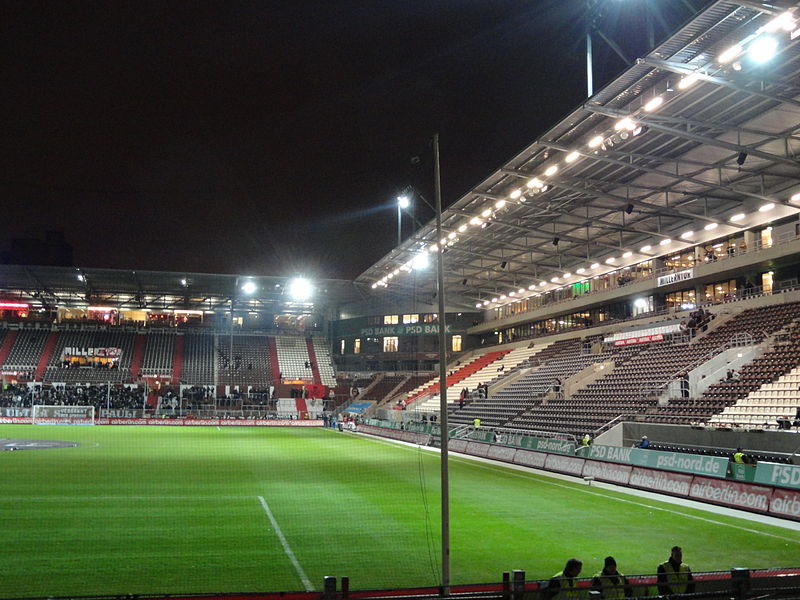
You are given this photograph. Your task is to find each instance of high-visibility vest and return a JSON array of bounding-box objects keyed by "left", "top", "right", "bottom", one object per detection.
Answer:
[
  {"left": 551, "top": 572, "right": 584, "bottom": 600},
  {"left": 659, "top": 561, "right": 691, "bottom": 593},
  {"left": 734, "top": 452, "right": 745, "bottom": 464},
  {"left": 473, "top": 418, "right": 480, "bottom": 428},
  {"left": 593, "top": 571, "right": 626, "bottom": 599}
]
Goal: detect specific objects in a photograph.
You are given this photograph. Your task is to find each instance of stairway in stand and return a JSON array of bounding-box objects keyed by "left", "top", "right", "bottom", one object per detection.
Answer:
[
  {"left": 305, "top": 338, "right": 322, "bottom": 385},
  {"left": 130, "top": 334, "right": 146, "bottom": 379},
  {"left": 34, "top": 332, "right": 59, "bottom": 380},
  {"left": 0, "top": 331, "right": 18, "bottom": 367},
  {"left": 172, "top": 335, "right": 185, "bottom": 384},
  {"left": 267, "top": 337, "right": 281, "bottom": 382}
]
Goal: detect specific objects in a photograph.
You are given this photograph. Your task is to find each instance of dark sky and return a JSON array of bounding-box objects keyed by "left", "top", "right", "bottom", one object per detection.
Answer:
[{"left": 2, "top": 1, "right": 710, "bottom": 280}]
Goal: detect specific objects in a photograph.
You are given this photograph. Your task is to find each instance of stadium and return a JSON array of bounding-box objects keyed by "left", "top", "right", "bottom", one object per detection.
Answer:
[{"left": 3, "top": 1, "right": 800, "bottom": 599}]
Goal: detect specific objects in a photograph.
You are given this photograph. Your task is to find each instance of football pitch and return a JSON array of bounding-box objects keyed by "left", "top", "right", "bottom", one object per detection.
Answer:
[{"left": 1, "top": 425, "right": 799, "bottom": 598}]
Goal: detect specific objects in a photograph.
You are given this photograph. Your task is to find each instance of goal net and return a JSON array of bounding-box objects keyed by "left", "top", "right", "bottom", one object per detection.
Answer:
[{"left": 31, "top": 405, "right": 96, "bottom": 426}]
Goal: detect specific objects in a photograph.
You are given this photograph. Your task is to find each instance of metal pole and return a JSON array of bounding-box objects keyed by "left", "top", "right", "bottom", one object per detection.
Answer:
[
  {"left": 433, "top": 133, "right": 450, "bottom": 594},
  {"left": 586, "top": 12, "right": 593, "bottom": 97},
  {"left": 397, "top": 203, "right": 402, "bottom": 247}
]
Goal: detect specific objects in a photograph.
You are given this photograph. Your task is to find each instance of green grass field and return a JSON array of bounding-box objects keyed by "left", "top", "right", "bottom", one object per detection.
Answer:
[{"left": 1, "top": 425, "right": 799, "bottom": 598}]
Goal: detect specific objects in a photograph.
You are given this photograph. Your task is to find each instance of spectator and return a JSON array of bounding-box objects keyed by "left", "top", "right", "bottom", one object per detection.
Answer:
[
  {"left": 637, "top": 435, "right": 650, "bottom": 449},
  {"left": 657, "top": 546, "right": 694, "bottom": 595},
  {"left": 592, "top": 556, "right": 630, "bottom": 599},
  {"left": 546, "top": 558, "right": 584, "bottom": 600}
]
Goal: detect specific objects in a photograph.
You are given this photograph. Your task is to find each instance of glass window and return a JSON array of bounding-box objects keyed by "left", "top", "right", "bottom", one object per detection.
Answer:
[
  {"left": 762, "top": 271, "right": 773, "bottom": 294},
  {"left": 383, "top": 337, "right": 398, "bottom": 352},
  {"left": 402, "top": 314, "right": 419, "bottom": 324},
  {"left": 353, "top": 339, "right": 361, "bottom": 354},
  {"left": 451, "top": 335, "right": 462, "bottom": 352},
  {"left": 383, "top": 315, "right": 399, "bottom": 325},
  {"left": 761, "top": 227, "right": 773, "bottom": 249}
]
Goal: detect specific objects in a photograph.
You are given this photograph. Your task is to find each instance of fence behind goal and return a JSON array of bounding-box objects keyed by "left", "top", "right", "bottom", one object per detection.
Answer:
[{"left": 31, "top": 405, "right": 96, "bottom": 425}]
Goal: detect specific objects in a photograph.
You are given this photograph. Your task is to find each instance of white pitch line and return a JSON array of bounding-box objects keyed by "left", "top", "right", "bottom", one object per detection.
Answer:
[{"left": 257, "top": 495, "right": 313, "bottom": 591}]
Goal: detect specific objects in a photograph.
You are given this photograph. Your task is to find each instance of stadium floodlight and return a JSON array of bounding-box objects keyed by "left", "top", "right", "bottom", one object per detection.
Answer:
[
  {"left": 615, "top": 117, "right": 636, "bottom": 131},
  {"left": 640, "top": 245, "right": 652, "bottom": 253},
  {"left": 622, "top": 251, "right": 633, "bottom": 258},
  {"left": 518, "top": 288, "right": 525, "bottom": 294},
  {"left": 588, "top": 135, "right": 604, "bottom": 148},
  {"left": 495, "top": 199, "right": 506, "bottom": 209},
  {"left": 491, "top": 297, "right": 498, "bottom": 303},
  {"left": 544, "top": 165, "right": 558, "bottom": 176},
  {"left": 605, "top": 257, "right": 616, "bottom": 264},
  {"left": 526, "top": 178, "right": 542, "bottom": 189},
  {"left": 287, "top": 277, "right": 312, "bottom": 301},
  {"left": 539, "top": 281, "right": 547, "bottom": 287},
  {"left": 749, "top": 36, "right": 778, "bottom": 63},
  {"left": 509, "top": 188, "right": 522, "bottom": 199},
  {"left": 791, "top": 193, "right": 800, "bottom": 204},
  {"left": 590, "top": 262, "right": 600, "bottom": 269},
  {"left": 761, "top": 11, "right": 795, "bottom": 33},
  {"left": 718, "top": 44, "right": 743, "bottom": 63},
  {"left": 643, "top": 96, "right": 664, "bottom": 112},
  {"left": 550, "top": 277, "right": 559, "bottom": 283},
  {"left": 411, "top": 253, "right": 429, "bottom": 270},
  {"left": 680, "top": 231, "right": 694, "bottom": 239},
  {"left": 563, "top": 272, "right": 571, "bottom": 278},
  {"left": 481, "top": 209, "right": 492, "bottom": 218},
  {"left": 565, "top": 151, "right": 580, "bottom": 163},
  {"left": 397, "top": 195, "right": 410, "bottom": 209},
  {"left": 576, "top": 268, "right": 585, "bottom": 274},
  {"left": 678, "top": 73, "right": 701, "bottom": 89},
  {"left": 730, "top": 213, "right": 745, "bottom": 222},
  {"left": 659, "top": 238, "right": 672, "bottom": 246},
  {"left": 704, "top": 223, "right": 718, "bottom": 231},
  {"left": 759, "top": 202, "right": 775, "bottom": 212},
  {"left": 458, "top": 224, "right": 467, "bottom": 232},
  {"left": 241, "top": 280, "right": 257, "bottom": 295}
]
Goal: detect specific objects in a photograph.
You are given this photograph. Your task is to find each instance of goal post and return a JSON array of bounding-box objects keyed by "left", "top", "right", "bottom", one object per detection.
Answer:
[{"left": 31, "top": 405, "right": 96, "bottom": 426}]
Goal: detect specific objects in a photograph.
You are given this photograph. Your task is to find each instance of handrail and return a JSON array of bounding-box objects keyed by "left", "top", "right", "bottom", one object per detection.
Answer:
[{"left": 592, "top": 413, "right": 631, "bottom": 437}]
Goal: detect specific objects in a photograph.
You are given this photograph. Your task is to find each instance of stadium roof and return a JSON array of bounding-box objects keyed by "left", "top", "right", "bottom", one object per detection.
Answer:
[
  {"left": 0, "top": 264, "right": 361, "bottom": 315},
  {"left": 356, "top": 0, "right": 800, "bottom": 311}
]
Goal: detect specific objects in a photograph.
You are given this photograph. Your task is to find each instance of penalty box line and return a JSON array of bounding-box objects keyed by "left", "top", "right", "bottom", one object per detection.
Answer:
[{"left": 257, "top": 495, "right": 313, "bottom": 591}]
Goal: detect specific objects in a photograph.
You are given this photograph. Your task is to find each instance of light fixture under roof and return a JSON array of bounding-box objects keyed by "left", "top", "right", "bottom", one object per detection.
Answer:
[
  {"left": 730, "top": 213, "right": 745, "bottom": 222},
  {"left": 544, "top": 165, "right": 558, "bottom": 177},
  {"left": 491, "top": 297, "right": 498, "bottom": 303},
  {"left": 615, "top": 117, "right": 636, "bottom": 131},
  {"left": 526, "top": 177, "right": 543, "bottom": 189},
  {"left": 447, "top": 232, "right": 456, "bottom": 239},
  {"left": 704, "top": 223, "right": 718, "bottom": 231},
  {"left": 576, "top": 268, "right": 585, "bottom": 274},
  {"left": 759, "top": 202, "right": 775, "bottom": 212},
  {"left": 528, "top": 284, "right": 536, "bottom": 290},
  {"left": 510, "top": 189, "right": 522, "bottom": 199},
  {"left": 643, "top": 96, "right": 664, "bottom": 112},
  {"left": 563, "top": 272, "right": 571, "bottom": 278},
  {"left": 481, "top": 208, "right": 492, "bottom": 218},
  {"left": 718, "top": 44, "right": 743, "bottom": 64},
  {"left": 640, "top": 245, "right": 652, "bottom": 252},
  {"left": 539, "top": 281, "right": 546, "bottom": 287},
  {"left": 659, "top": 238, "right": 672, "bottom": 246},
  {"left": 550, "top": 277, "right": 559, "bottom": 283},
  {"left": 749, "top": 36, "right": 779, "bottom": 63},
  {"left": 588, "top": 135, "right": 604, "bottom": 149},
  {"left": 678, "top": 73, "right": 701, "bottom": 90},
  {"left": 565, "top": 151, "right": 580, "bottom": 163},
  {"left": 680, "top": 231, "right": 694, "bottom": 239},
  {"left": 622, "top": 251, "right": 633, "bottom": 258},
  {"left": 458, "top": 224, "right": 467, "bottom": 232},
  {"left": 469, "top": 217, "right": 482, "bottom": 226},
  {"left": 791, "top": 192, "right": 800, "bottom": 204},
  {"left": 518, "top": 288, "right": 525, "bottom": 294},
  {"left": 495, "top": 199, "right": 506, "bottom": 209},
  {"left": 590, "top": 263, "right": 600, "bottom": 269}
]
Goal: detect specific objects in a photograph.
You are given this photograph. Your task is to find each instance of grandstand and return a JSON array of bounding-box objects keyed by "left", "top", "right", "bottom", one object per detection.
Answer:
[{"left": 2, "top": 1, "right": 800, "bottom": 597}]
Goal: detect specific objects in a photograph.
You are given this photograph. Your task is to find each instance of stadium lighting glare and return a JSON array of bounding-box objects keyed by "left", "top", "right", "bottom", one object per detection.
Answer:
[
  {"left": 659, "top": 238, "right": 672, "bottom": 246},
  {"left": 481, "top": 209, "right": 492, "bottom": 218},
  {"left": 633, "top": 298, "right": 648, "bottom": 309},
  {"left": 614, "top": 117, "right": 636, "bottom": 131},
  {"left": 495, "top": 199, "right": 506, "bottom": 209},
  {"left": 643, "top": 96, "right": 664, "bottom": 112},
  {"left": 730, "top": 213, "right": 745, "bottom": 222},
  {"left": 458, "top": 224, "right": 467, "bottom": 233},
  {"left": 678, "top": 73, "right": 701, "bottom": 89},
  {"left": 588, "top": 135, "right": 604, "bottom": 148},
  {"left": 749, "top": 36, "right": 779, "bottom": 63},
  {"left": 539, "top": 281, "right": 546, "bottom": 287},
  {"left": 287, "top": 277, "right": 314, "bottom": 302},
  {"left": 762, "top": 11, "right": 796, "bottom": 33},
  {"left": 411, "top": 253, "right": 430, "bottom": 270},
  {"left": 704, "top": 223, "right": 719, "bottom": 231},
  {"left": 491, "top": 297, "right": 498, "bottom": 303},
  {"left": 563, "top": 272, "right": 571, "bottom": 278},
  {"left": 576, "top": 268, "right": 585, "bottom": 274},
  {"left": 428, "top": 244, "right": 438, "bottom": 253},
  {"left": 510, "top": 188, "right": 522, "bottom": 199},
  {"left": 77, "top": 274, "right": 85, "bottom": 282},
  {"left": 544, "top": 165, "right": 558, "bottom": 177},
  {"left": 791, "top": 193, "right": 800, "bottom": 204},
  {"left": 475, "top": 303, "right": 482, "bottom": 308},
  {"left": 483, "top": 300, "right": 490, "bottom": 306},
  {"left": 759, "top": 202, "right": 775, "bottom": 212},
  {"left": 680, "top": 231, "right": 694, "bottom": 239},
  {"left": 528, "top": 284, "right": 536, "bottom": 290},
  {"left": 605, "top": 257, "right": 616, "bottom": 264},
  {"left": 371, "top": 283, "right": 377, "bottom": 289},
  {"left": 469, "top": 217, "right": 482, "bottom": 226},
  {"left": 509, "top": 291, "right": 516, "bottom": 297},
  {"left": 241, "top": 280, "right": 257, "bottom": 295},
  {"left": 499, "top": 295, "right": 506, "bottom": 300},
  {"left": 718, "top": 44, "right": 743, "bottom": 63},
  {"left": 387, "top": 273, "right": 394, "bottom": 279},
  {"left": 180, "top": 278, "right": 188, "bottom": 286},
  {"left": 640, "top": 245, "right": 652, "bottom": 252},
  {"left": 550, "top": 277, "right": 560, "bottom": 283},
  {"left": 565, "top": 151, "right": 580, "bottom": 163},
  {"left": 590, "top": 263, "right": 600, "bottom": 269},
  {"left": 397, "top": 195, "right": 410, "bottom": 209},
  {"left": 622, "top": 251, "right": 633, "bottom": 258},
  {"left": 447, "top": 232, "right": 456, "bottom": 239},
  {"left": 526, "top": 178, "right": 543, "bottom": 189}
]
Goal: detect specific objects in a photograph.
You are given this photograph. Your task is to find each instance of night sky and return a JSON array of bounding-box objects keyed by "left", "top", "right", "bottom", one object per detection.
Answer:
[{"left": 2, "top": 1, "right": 710, "bottom": 280}]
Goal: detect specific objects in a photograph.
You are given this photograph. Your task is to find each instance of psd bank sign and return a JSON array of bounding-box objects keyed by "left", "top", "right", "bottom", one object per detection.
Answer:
[
  {"left": 754, "top": 462, "right": 800, "bottom": 490},
  {"left": 360, "top": 324, "right": 452, "bottom": 336}
]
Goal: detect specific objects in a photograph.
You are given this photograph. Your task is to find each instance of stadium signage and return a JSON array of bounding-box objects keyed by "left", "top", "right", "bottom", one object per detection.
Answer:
[
  {"left": 582, "top": 460, "right": 632, "bottom": 485},
  {"left": 613, "top": 333, "right": 664, "bottom": 346},
  {"left": 63, "top": 347, "right": 122, "bottom": 358},
  {"left": 769, "top": 488, "right": 800, "bottom": 518},
  {"left": 359, "top": 324, "right": 452, "bottom": 336},
  {"left": 754, "top": 462, "right": 800, "bottom": 490},
  {"left": 657, "top": 269, "right": 693, "bottom": 287},
  {"left": 516, "top": 436, "right": 575, "bottom": 455},
  {"left": 629, "top": 467, "right": 692, "bottom": 496},
  {"left": 689, "top": 476, "right": 771, "bottom": 512},
  {"left": 588, "top": 445, "right": 728, "bottom": 478}
]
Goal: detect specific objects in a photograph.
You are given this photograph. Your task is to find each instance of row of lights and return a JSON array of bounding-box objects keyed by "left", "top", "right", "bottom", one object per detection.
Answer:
[
  {"left": 372, "top": 10, "right": 798, "bottom": 292},
  {"left": 474, "top": 196, "right": 796, "bottom": 309}
]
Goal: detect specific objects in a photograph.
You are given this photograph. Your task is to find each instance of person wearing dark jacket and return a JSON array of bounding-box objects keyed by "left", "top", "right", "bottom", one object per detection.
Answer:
[{"left": 657, "top": 546, "right": 694, "bottom": 595}]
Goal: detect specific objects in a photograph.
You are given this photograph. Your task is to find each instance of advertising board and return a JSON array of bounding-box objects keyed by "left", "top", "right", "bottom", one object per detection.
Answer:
[
  {"left": 629, "top": 467, "right": 692, "bottom": 496},
  {"left": 582, "top": 460, "right": 632, "bottom": 485},
  {"left": 545, "top": 453, "right": 585, "bottom": 476},
  {"left": 513, "top": 449, "right": 547, "bottom": 469},
  {"left": 768, "top": 488, "right": 800, "bottom": 519},
  {"left": 754, "top": 462, "right": 800, "bottom": 490},
  {"left": 689, "top": 476, "right": 771, "bottom": 513},
  {"left": 487, "top": 445, "right": 517, "bottom": 463}
]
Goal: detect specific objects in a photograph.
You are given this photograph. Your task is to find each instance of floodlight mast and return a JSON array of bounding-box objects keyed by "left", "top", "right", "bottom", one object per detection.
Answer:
[{"left": 433, "top": 132, "right": 451, "bottom": 594}]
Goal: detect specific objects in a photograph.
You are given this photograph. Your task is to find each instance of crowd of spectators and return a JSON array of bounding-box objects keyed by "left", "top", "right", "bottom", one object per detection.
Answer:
[{"left": 0, "top": 383, "right": 144, "bottom": 410}]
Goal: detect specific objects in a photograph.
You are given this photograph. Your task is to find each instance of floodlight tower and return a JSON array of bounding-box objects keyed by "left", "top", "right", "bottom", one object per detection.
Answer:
[{"left": 397, "top": 194, "right": 411, "bottom": 246}]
